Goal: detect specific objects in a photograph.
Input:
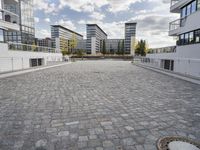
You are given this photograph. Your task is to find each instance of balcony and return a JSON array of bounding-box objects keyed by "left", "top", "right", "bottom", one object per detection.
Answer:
[
  {"left": 0, "top": 11, "right": 20, "bottom": 31},
  {"left": 0, "top": 0, "right": 20, "bottom": 31},
  {"left": 170, "top": 0, "right": 193, "bottom": 13},
  {"left": 169, "top": 17, "right": 186, "bottom": 36},
  {"left": 8, "top": 42, "right": 57, "bottom": 53}
]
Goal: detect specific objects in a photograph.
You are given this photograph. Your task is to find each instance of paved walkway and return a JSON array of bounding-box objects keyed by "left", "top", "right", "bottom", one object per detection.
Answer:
[{"left": 0, "top": 61, "right": 199, "bottom": 150}]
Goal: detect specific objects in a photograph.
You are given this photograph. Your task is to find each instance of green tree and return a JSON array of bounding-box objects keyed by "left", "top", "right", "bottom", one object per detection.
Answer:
[
  {"left": 117, "top": 41, "right": 121, "bottom": 55},
  {"left": 69, "top": 33, "right": 78, "bottom": 53},
  {"left": 121, "top": 40, "right": 125, "bottom": 55},
  {"left": 60, "top": 38, "right": 69, "bottom": 56},
  {"left": 102, "top": 39, "right": 106, "bottom": 55},
  {"left": 135, "top": 40, "right": 148, "bottom": 56}
]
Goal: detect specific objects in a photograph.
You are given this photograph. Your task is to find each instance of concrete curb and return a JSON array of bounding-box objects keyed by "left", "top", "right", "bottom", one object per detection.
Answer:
[
  {"left": 134, "top": 63, "right": 200, "bottom": 85},
  {"left": 0, "top": 62, "right": 72, "bottom": 79}
]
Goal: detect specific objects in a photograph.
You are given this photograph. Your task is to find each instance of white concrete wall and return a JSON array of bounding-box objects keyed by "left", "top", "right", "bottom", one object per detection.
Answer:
[
  {"left": 146, "top": 43, "right": 200, "bottom": 78},
  {"left": 91, "top": 37, "right": 96, "bottom": 55},
  {"left": 0, "top": 43, "right": 62, "bottom": 72}
]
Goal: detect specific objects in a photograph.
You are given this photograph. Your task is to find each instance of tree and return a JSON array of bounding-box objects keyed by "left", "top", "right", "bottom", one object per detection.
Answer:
[
  {"left": 102, "top": 39, "right": 106, "bottom": 55},
  {"left": 117, "top": 41, "right": 121, "bottom": 55},
  {"left": 69, "top": 33, "right": 78, "bottom": 54},
  {"left": 121, "top": 40, "right": 125, "bottom": 55},
  {"left": 135, "top": 40, "right": 148, "bottom": 56},
  {"left": 60, "top": 38, "right": 69, "bottom": 56},
  {"left": 76, "top": 49, "right": 84, "bottom": 58}
]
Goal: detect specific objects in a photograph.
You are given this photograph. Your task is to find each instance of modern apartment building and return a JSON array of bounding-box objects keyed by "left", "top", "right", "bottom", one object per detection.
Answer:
[
  {"left": 125, "top": 22, "right": 137, "bottom": 55},
  {"left": 0, "top": 0, "right": 20, "bottom": 42},
  {"left": 51, "top": 25, "right": 83, "bottom": 53},
  {"left": 86, "top": 24, "right": 107, "bottom": 54},
  {"left": 3, "top": 0, "right": 35, "bottom": 44},
  {"left": 144, "top": 0, "right": 200, "bottom": 78},
  {"left": 0, "top": 0, "right": 62, "bottom": 73}
]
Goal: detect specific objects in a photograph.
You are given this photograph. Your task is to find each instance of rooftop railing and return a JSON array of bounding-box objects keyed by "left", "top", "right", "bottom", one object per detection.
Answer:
[
  {"left": 169, "top": 17, "right": 186, "bottom": 32},
  {"left": 171, "top": 0, "right": 180, "bottom": 7},
  {"left": 148, "top": 46, "right": 176, "bottom": 54},
  {"left": 8, "top": 42, "right": 57, "bottom": 53}
]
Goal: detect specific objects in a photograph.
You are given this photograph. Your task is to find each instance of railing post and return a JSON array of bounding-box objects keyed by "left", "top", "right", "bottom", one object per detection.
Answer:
[
  {"left": 11, "top": 57, "right": 13, "bottom": 72},
  {"left": 22, "top": 57, "right": 24, "bottom": 69}
]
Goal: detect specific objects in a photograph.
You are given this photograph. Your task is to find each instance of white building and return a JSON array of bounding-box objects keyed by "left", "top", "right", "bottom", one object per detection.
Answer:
[
  {"left": 0, "top": 0, "right": 62, "bottom": 73},
  {"left": 145, "top": 0, "right": 200, "bottom": 78}
]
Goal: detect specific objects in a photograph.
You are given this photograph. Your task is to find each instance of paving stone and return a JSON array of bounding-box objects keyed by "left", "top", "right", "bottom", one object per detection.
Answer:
[
  {"left": 0, "top": 61, "right": 199, "bottom": 149},
  {"left": 103, "top": 140, "right": 114, "bottom": 148},
  {"left": 57, "top": 131, "right": 69, "bottom": 137}
]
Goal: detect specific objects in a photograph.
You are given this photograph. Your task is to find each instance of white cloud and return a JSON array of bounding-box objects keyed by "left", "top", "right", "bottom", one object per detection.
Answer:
[
  {"left": 44, "top": 18, "right": 51, "bottom": 23},
  {"left": 55, "top": 19, "right": 76, "bottom": 30},
  {"left": 58, "top": 0, "right": 139, "bottom": 13},
  {"left": 35, "top": 29, "right": 50, "bottom": 38},
  {"left": 34, "top": 17, "right": 40, "bottom": 23},
  {"left": 89, "top": 12, "right": 105, "bottom": 21},
  {"left": 34, "top": 0, "right": 57, "bottom": 14}
]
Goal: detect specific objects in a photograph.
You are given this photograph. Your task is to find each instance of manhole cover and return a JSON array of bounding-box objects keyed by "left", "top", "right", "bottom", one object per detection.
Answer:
[{"left": 157, "top": 136, "right": 200, "bottom": 150}]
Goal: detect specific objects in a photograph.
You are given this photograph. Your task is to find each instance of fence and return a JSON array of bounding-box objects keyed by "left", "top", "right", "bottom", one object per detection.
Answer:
[{"left": 8, "top": 42, "right": 56, "bottom": 53}]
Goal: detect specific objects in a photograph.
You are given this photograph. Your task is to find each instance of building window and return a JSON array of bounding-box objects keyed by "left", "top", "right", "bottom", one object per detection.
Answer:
[
  {"left": 0, "top": 29, "right": 4, "bottom": 42},
  {"left": 191, "top": 0, "right": 197, "bottom": 13},
  {"left": 195, "top": 30, "right": 200, "bottom": 43},
  {"left": 184, "top": 33, "right": 189, "bottom": 44},
  {"left": 181, "top": 0, "right": 197, "bottom": 18},
  {"left": 189, "top": 32, "right": 194, "bottom": 43},
  {"left": 198, "top": 0, "right": 200, "bottom": 10}
]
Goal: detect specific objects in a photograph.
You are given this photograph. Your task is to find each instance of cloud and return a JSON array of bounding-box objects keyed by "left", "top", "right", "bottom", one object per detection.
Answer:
[
  {"left": 34, "top": 0, "right": 57, "bottom": 14},
  {"left": 107, "top": 0, "right": 142, "bottom": 13},
  {"left": 35, "top": 29, "right": 50, "bottom": 38},
  {"left": 55, "top": 19, "right": 76, "bottom": 30},
  {"left": 58, "top": 0, "right": 140, "bottom": 13},
  {"left": 34, "top": 17, "right": 40, "bottom": 23},
  {"left": 89, "top": 12, "right": 105, "bottom": 21},
  {"left": 44, "top": 18, "right": 51, "bottom": 23}
]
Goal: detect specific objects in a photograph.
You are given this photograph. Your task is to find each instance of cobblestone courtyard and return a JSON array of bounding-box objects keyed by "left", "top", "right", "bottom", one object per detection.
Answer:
[{"left": 0, "top": 61, "right": 200, "bottom": 150}]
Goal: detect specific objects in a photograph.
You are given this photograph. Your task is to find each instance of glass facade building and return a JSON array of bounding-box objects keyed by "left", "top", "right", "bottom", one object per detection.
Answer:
[
  {"left": 4, "top": 0, "right": 35, "bottom": 44},
  {"left": 86, "top": 24, "right": 107, "bottom": 54},
  {"left": 51, "top": 25, "right": 83, "bottom": 52},
  {"left": 125, "top": 22, "right": 137, "bottom": 54}
]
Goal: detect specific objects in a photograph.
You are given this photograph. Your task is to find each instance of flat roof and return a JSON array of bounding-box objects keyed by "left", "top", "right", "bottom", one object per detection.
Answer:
[
  {"left": 87, "top": 24, "right": 107, "bottom": 36},
  {"left": 51, "top": 25, "right": 83, "bottom": 37},
  {"left": 125, "top": 22, "right": 137, "bottom": 25}
]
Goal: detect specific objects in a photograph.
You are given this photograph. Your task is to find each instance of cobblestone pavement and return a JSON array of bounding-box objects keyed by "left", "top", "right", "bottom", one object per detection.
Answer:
[{"left": 0, "top": 61, "right": 200, "bottom": 150}]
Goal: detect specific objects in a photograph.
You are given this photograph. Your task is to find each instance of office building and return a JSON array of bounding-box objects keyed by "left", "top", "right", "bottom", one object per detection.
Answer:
[
  {"left": 51, "top": 25, "right": 83, "bottom": 53},
  {"left": 86, "top": 24, "right": 107, "bottom": 54},
  {"left": 0, "top": 0, "right": 62, "bottom": 73},
  {"left": 144, "top": 0, "right": 200, "bottom": 78},
  {"left": 4, "top": 0, "right": 35, "bottom": 44},
  {"left": 36, "top": 38, "right": 53, "bottom": 48},
  {"left": 125, "top": 22, "right": 137, "bottom": 54},
  {"left": 0, "top": 0, "right": 20, "bottom": 42}
]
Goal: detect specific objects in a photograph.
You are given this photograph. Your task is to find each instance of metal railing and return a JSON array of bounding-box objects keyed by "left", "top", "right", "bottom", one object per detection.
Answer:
[
  {"left": 148, "top": 46, "right": 176, "bottom": 54},
  {"left": 169, "top": 17, "right": 186, "bottom": 31},
  {"left": 8, "top": 42, "right": 57, "bottom": 53},
  {"left": 171, "top": 0, "right": 180, "bottom": 7}
]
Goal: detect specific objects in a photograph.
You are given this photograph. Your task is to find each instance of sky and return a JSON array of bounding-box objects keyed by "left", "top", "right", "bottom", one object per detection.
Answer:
[{"left": 34, "top": 0, "right": 179, "bottom": 48}]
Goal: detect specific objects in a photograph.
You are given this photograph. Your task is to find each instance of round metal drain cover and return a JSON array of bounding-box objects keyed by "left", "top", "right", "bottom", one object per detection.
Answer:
[{"left": 157, "top": 136, "right": 200, "bottom": 150}]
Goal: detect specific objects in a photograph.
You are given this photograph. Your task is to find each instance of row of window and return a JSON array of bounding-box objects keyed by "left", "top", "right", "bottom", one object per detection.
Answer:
[
  {"left": 178, "top": 29, "right": 200, "bottom": 45},
  {"left": 181, "top": 0, "right": 197, "bottom": 18}
]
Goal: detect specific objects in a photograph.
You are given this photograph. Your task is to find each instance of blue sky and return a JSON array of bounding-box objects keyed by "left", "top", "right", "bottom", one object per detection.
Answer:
[{"left": 34, "top": 0, "right": 178, "bottom": 48}]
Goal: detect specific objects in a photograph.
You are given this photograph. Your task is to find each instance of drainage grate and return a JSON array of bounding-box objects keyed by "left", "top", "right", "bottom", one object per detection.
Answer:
[{"left": 157, "top": 136, "right": 200, "bottom": 150}]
